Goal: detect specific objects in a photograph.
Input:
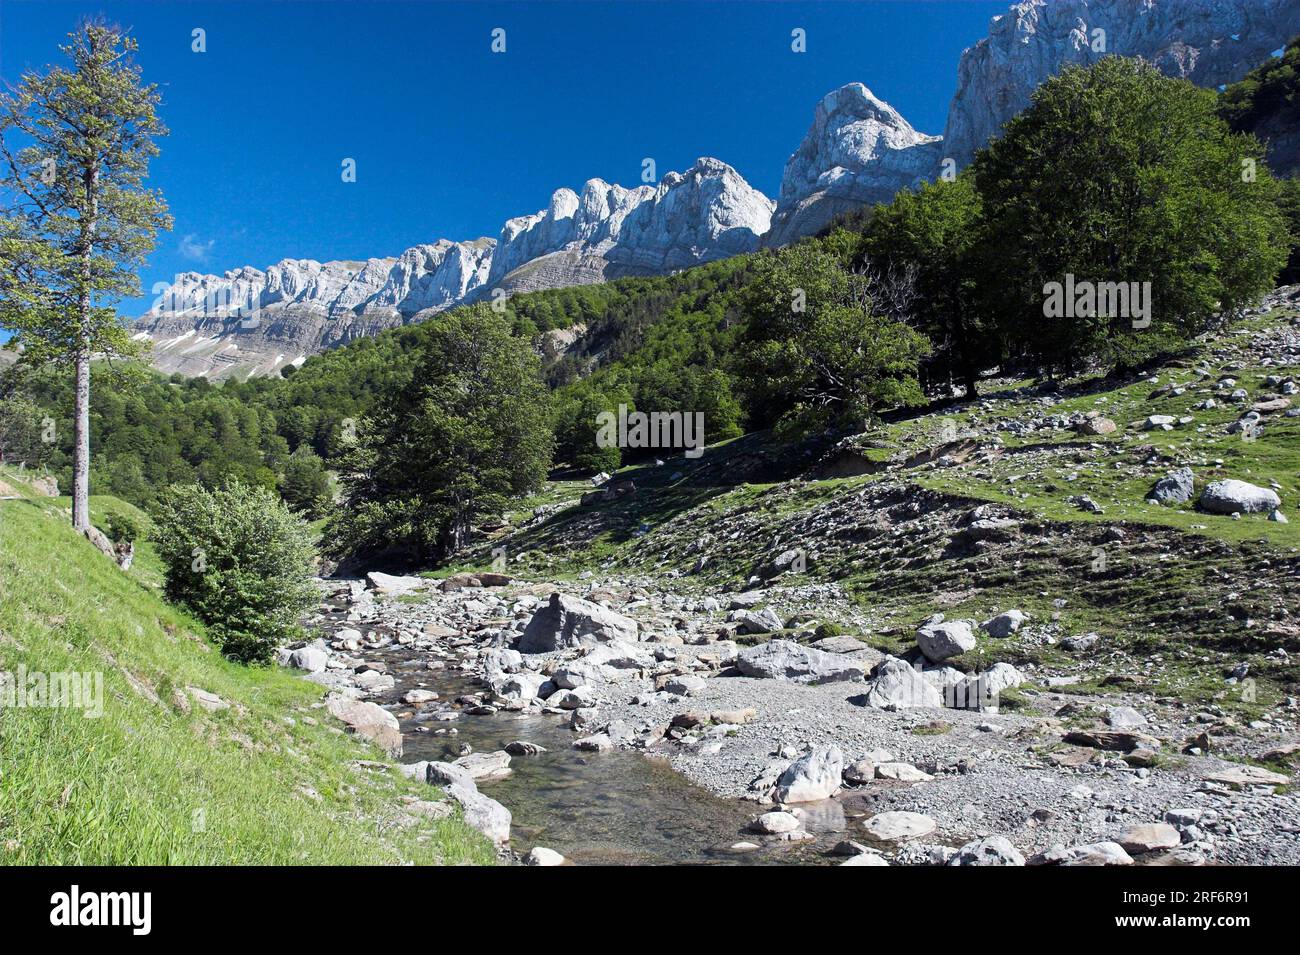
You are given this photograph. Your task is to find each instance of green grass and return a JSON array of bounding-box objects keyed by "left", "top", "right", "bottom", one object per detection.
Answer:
[{"left": 0, "top": 477, "right": 493, "bottom": 865}]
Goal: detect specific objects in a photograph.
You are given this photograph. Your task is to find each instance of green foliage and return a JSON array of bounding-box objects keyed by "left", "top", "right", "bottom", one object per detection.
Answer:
[
  {"left": 150, "top": 481, "right": 316, "bottom": 663},
  {"left": 0, "top": 22, "right": 170, "bottom": 367},
  {"left": 9, "top": 362, "right": 288, "bottom": 508},
  {"left": 0, "top": 392, "right": 47, "bottom": 467},
  {"left": 858, "top": 176, "right": 993, "bottom": 395},
  {"left": 1219, "top": 36, "right": 1300, "bottom": 146},
  {"left": 973, "top": 57, "right": 1289, "bottom": 374},
  {"left": 279, "top": 445, "right": 332, "bottom": 518},
  {"left": 103, "top": 508, "right": 146, "bottom": 544},
  {"left": 737, "top": 242, "right": 931, "bottom": 433},
  {"left": 328, "top": 306, "right": 554, "bottom": 562}
]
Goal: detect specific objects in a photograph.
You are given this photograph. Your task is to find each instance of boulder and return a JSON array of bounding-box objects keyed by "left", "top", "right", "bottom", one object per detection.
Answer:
[
  {"left": 733, "top": 607, "right": 784, "bottom": 634},
  {"left": 1076, "top": 417, "right": 1116, "bottom": 436},
  {"left": 492, "top": 671, "right": 547, "bottom": 701},
  {"left": 773, "top": 746, "right": 844, "bottom": 803},
  {"left": 916, "top": 619, "right": 976, "bottom": 662},
  {"left": 453, "top": 750, "right": 512, "bottom": 781},
  {"left": 289, "top": 646, "right": 328, "bottom": 673},
  {"left": 736, "top": 639, "right": 866, "bottom": 684},
  {"left": 519, "top": 593, "right": 638, "bottom": 652},
  {"left": 750, "top": 811, "right": 801, "bottom": 834},
  {"left": 843, "top": 757, "right": 876, "bottom": 786},
  {"left": 1199, "top": 480, "right": 1282, "bottom": 515},
  {"left": 325, "top": 695, "right": 401, "bottom": 756},
  {"left": 875, "top": 762, "right": 933, "bottom": 783},
  {"left": 524, "top": 846, "right": 565, "bottom": 866},
  {"left": 401, "top": 688, "right": 438, "bottom": 705},
  {"left": 1105, "top": 706, "right": 1147, "bottom": 730},
  {"left": 1118, "top": 823, "right": 1181, "bottom": 854},
  {"left": 949, "top": 836, "right": 1024, "bottom": 866},
  {"left": 366, "top": 571, "right": 426, "bottom": 595},
  {"left": 981, "top": 609, "right": 1026, "bottom": 638},
  {"left": 443, "top": 781, "right": 511, "bottom": 845},
  {"left": 862, "top": 657, "right": 943, "bottom": 709},
  {"left": 1028, "top": 842, "right": 1134, "bottom": 866},
  {"left": 861, "top": 811, "right": 936, "bottom": 841},
  {"left": 1150, "top": 467, "right": 1194, "bottom": 504}
]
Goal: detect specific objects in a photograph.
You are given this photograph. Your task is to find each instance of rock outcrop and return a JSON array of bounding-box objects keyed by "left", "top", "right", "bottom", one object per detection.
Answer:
[
  {"left": 764, "top": 83, "right": 942, "bottom": 247},
  {"left": 942, "top": 0, "right": 1300, "bottom": 170},
  {"left": 137, "top": 159, "right": 770, "bottom": 379}
]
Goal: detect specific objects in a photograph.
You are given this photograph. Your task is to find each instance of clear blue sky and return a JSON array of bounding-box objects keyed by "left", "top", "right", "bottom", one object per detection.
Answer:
[{"left": 0, "top": 0, "right": 1007, "bottom": 321}]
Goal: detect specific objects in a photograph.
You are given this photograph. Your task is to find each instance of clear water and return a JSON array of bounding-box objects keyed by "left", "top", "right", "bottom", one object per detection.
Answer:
[{"left": 389, "top": 655, "right": 843, "bottom": 865}]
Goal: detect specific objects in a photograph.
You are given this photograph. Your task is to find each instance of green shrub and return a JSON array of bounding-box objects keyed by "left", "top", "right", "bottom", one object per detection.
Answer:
[
  {"left": 151, "top": 481, "right": 317, "bottom": 663},
  {"left": 103, "top": 509, "right": 146, "bottom": 544}
]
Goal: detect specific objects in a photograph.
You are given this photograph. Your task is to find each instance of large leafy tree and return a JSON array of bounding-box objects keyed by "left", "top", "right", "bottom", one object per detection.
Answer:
[
  {"left": 0, "top": 22, "right": 170, "bottom": 531},
  {"left": 858, "top": 176, "right": 989, "bottom": 397},
  {"left": 328, "top": 305, "right": 554, "bottom": 563},
  {"left": 973, "top": 57, "right": 1288, "bottom": 376},
  {"left": 737, "top": 242, "right": 931, "bottom": 434}
]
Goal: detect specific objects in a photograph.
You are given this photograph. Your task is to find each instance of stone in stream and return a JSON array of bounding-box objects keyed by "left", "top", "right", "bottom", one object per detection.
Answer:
[
  {"left": 573, "top": 733, "right": 614, "bottom": 752},
  {"left": 548, "top": 685, "right": 598, "bottom": 709},
  {"left": 861, "top": 811, "right": 936, "bottom": 841},
  {"left": 518, "top": 593, "right": 638, "bottom": 652},
  {"left": 1118, "top": 823, "right": 1181, "bottom": 854},
  {"left": 524, "top": 846, "right": 565, "bottom": 866},
  {"left": 749, "top": 811, "right": 801, "bottom": 834},
  {"left": 505, "top": 740, "right": 547, "bottom": 756},
  {"left": 949, "top": 836, "right": 1025, "bottom": 866},
  {"left": 916, "top": 620, "right": 976, "bottom": 662},
  {"left": 773, "top": 746, "right": 843, "bottom": 804},
  {"left": 443, "top": 780, "right": 511, "bottom": 846},
  {"left": 325, "top": 695, "right": 402, "bottom": 757},
  {"left": 736, "top": 639, "right": 868, "bottom": 684},
  {"left": 402, "top": 688, "right": 438, "bottom": 705},
  {"left": 453, "top": 750, "right": 512, "bottom": 781},
  {"left": 492, "top": 671, "right": 547, "bottom": 702},
  {"left": 861, "top": 657, "right": 943, "bottom": 709}
]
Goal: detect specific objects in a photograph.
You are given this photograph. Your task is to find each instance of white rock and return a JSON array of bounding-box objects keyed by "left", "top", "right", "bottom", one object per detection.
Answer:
[
  {"left": 773, "top": 746, "right": 844, "bottom": 803},
  {"left": 862, "top": 811, "right": 937, "bottom": 841}
]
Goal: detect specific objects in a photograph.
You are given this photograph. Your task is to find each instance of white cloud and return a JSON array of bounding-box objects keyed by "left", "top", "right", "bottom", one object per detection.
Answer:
[{"left": 179, "top": 233, "right": 215, "bottom": 262}]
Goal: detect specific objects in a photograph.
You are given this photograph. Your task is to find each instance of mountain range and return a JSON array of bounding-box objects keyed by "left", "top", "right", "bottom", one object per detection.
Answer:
[{"left": 136, "top": 0, "right": 1300, "bottom": 379}]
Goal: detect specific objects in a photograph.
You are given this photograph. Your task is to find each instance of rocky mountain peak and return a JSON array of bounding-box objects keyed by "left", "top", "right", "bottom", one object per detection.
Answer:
[
  {"left": 764, "top": 82, "right": 942, "bottom": 247},
  {"left": 942, "top": 0, "right": 1300, "bottom": 169}
]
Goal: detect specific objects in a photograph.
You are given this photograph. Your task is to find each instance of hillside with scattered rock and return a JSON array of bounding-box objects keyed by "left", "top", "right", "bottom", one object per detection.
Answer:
[{"left": 275, "top": 292, "right": 1300, "bottom": 865}]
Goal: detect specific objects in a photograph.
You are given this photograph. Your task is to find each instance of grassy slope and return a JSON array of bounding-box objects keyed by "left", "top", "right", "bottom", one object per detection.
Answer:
[{"left": 0, "top": 470, "right": 492, "bottom": 865}]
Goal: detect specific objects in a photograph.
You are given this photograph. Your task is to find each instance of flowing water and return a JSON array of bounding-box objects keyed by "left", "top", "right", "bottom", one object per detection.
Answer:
[{"left": 388, "top": 655, "right": 843, "bottom": 865}]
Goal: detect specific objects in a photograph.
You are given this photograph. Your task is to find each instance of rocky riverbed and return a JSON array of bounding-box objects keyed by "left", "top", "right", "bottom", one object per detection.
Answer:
[{"left": 283, "top": 569, "right": 1300, "bottom": 866}]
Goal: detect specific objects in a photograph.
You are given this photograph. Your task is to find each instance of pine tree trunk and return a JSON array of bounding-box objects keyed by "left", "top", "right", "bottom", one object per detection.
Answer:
[
  {"left": 72, "top": 346, "right": 91, "bottom": 530},
  {"left": 72, "top": 163, "right": 99, "bottom": 531}
]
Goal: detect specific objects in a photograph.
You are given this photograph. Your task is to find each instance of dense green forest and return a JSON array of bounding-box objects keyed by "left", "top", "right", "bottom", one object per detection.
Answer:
[{"left": 2, "top": 56, "right": 1297, "bottom": 530}]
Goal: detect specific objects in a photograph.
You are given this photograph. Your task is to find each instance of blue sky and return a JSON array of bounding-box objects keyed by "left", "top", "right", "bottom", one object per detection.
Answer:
[{"left": 1, "top": 0, "right": 1008, "bottom": 322}]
